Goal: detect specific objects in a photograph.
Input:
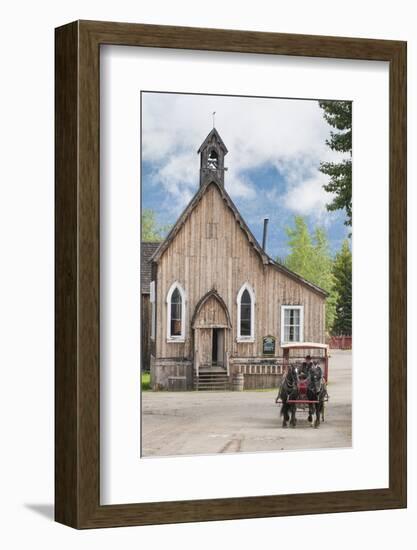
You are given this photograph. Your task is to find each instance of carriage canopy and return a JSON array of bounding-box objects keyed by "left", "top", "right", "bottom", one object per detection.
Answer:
[
  {"left": 281, "top": 342, "right": 329, "bottom": 351},
  {"left": 281, "top": 342, "right": 329, "bottom": 382}
]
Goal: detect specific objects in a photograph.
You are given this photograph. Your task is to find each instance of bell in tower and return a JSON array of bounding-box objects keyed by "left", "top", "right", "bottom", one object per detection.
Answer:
[{"left": 197, "top": 128, "right": 228, "bottom": 188}]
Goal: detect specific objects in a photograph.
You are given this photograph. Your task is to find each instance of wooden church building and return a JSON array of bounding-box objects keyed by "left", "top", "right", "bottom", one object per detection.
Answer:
[{"left": 145, "top": 128, "right": 327, "bottom": 390}]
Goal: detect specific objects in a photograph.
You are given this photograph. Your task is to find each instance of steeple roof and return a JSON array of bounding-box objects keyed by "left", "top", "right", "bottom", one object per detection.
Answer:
[{"left": 197, "top": 128, "right": 228, "bottom": 154}]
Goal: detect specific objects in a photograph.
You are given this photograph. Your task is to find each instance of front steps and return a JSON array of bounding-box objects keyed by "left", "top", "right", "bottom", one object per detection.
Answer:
[{"left": 194, "top": 367, "right": 229, "bottom": 391}]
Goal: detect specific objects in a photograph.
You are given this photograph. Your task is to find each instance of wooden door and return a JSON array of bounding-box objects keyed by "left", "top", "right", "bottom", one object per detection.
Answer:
[{"left": 195, "top": 328, "right": 212, "bottom": 369}]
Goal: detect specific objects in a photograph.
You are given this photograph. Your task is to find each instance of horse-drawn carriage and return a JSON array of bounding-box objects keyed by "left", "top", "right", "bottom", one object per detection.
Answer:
[{"left": 276, "top": 342, "right": 329, "bottom": 428}]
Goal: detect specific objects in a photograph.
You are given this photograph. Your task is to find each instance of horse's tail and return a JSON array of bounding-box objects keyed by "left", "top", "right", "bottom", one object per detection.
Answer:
[
  {"left": 279, "top": 390, "right": 285, "bottom": 417},
  {"left": 276, "top": 381, "right": 285, "bottom": 403}
]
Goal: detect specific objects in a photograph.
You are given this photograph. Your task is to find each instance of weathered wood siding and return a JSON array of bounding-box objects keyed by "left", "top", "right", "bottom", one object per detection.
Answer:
[
  {"left": 243, "top": 373, "right": 282, "bottom": 390},
  {"left": 155, "top": 183, "right": 325, "bottom": 360}
]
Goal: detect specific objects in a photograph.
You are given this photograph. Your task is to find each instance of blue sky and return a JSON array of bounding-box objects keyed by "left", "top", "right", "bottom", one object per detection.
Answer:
[{"left": 141, "top": 92, "right": 350, "bottom": 259}]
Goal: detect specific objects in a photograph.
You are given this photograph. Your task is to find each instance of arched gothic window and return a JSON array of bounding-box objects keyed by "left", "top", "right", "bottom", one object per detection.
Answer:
[
  {"left": 240, "top": 289, "right": 251, "bottom": 336},
  {"left": 166, "top": 282, "right": 186, "bottom": 341},
  {"left": 171, "top": 288, "right": 182, "bottom": 336},
  {"left": 237, "top": 283, "right": 255, "bottom": 341}
]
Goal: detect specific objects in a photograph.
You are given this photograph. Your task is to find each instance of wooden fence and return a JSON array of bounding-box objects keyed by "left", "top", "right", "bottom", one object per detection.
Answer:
[
  {"left": 231, "top": 362, "right": 283, "bottom": 390},
  {"left": 328, "top": 335, "right": 352, "bottom": 349}
]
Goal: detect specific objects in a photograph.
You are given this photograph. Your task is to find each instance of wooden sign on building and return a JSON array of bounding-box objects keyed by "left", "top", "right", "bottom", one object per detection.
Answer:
[{"left": 262, "top": 335, "right": 276, "bottom": 356}]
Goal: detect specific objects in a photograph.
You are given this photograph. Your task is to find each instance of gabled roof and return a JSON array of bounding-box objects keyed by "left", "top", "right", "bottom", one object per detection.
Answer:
[
  {"left": 150, "top": 180, "right": 269, "bottom": 264},
  {"left": 197, "top": 128, "right": 228, "bottom": 154},
  {"left": 150, "top": 181, "right": 328, "bottom": 298},
  {"left": 141, "top": 241, "right": 159, "bottom": 293}
]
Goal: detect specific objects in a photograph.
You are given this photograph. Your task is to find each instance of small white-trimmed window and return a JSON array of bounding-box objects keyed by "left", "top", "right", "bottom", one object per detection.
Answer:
[
  {"left": 150, "top": 281, "right": 156, "bottom": 340},
  {"left": 237, "top": 283, "right": 255, "bottom": 342},
  {"left": 166, "top": 282, "right": 186, "bottom": 342},
  {"left": 281, "top": 305, "right": 304, "bottom": 343}
]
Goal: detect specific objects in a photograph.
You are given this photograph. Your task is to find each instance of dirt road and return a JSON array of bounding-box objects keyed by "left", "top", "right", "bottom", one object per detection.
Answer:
[{"left": 142, "top": 350, "right": 352, "bottom": 457}]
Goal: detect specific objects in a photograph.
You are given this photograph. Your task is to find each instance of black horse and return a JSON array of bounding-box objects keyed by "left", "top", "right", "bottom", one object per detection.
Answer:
[
  {"left": 307, "top": 364, "right": 327, "bottom": 428},
  {"left": 276, "top": 364, "right": 299, "bottom": 428}
]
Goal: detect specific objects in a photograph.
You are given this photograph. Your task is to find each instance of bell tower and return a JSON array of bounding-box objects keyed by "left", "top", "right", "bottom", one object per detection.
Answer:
[{"left": 197, "top": 128, "right": 228, "bottom": 188}]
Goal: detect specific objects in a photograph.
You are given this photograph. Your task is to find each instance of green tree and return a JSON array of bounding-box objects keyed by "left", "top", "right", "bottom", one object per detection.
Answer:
[
  {"left": 282, "top": 217, "right": 336, "bottom": 331},
  {"left": 311, "top": 228, "right": 337, "bottom": 331},
  {"left": 142, "top": 209, "right": 171, "bottom": 242},
  {"left": 284, "top": 217, "right": 315, "bottom": 282},
  {"left": 319, "top": 100, "right": 352, "bottom": 227},
  {"left": 332, "top": 240, "right": 352, "bottom": 335}
]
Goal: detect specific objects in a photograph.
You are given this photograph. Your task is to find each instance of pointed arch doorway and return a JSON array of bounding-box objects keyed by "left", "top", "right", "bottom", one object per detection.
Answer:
[{"left": 191, "top": 289, "right": 231, "bottom": 375}]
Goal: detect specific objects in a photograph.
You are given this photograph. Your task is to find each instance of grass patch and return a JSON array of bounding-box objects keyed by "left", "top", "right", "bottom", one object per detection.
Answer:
[{"left": 141, "top": 372, "right": 151, "bottom": 391}]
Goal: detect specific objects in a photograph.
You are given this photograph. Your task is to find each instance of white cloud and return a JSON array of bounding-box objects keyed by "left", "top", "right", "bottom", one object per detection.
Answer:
[
  {"left": 282, "top": 173, "right": 334, "bottom": 222},
  {"left": 142, "top": 92, "right": 331, "bottom": 164},
  {"left": 142, "top": 91, "right": 348, "bottom": 217},
  {"left": 226, "top": 171, "right": 256, "bottom": 199}
]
